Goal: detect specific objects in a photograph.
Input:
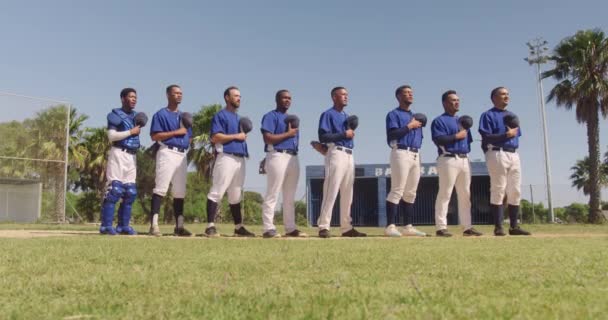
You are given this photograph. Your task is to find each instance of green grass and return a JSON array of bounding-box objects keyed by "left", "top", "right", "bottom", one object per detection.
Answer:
[{"left": 1, "top": 224, "right": 607, "bottom": 319}]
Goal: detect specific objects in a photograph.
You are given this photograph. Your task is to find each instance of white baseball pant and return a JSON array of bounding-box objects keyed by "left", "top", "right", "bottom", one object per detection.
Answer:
[
  {"left": 386, "top": 149, "right": 420, "bottom": 204},
  {"left": 207, "top": 153, "right": 246, "bottom": 204},
  {"left": 261, "top": 151, "right": 300, "bottom": 233},
  {"left": 485, "top": 150, "right": 521, "bottom": 206},
  {"left": 153, "top": 144, "right": 188, "bottom": 198},
  {"left": 106, "top": 147, "right": 136, "bottom": 184},
  {"left": 434, "top": 155, "right": 472, "bottom": 230},
  {"left": 317, "top": 146, "right": 354, "bottom": 232}
]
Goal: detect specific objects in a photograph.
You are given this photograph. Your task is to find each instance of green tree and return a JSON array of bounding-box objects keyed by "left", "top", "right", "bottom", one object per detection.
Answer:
[
  {"left": 520, "top": 199, "right": 549, "bottom": 223},
  {"left": 569, "top": 157, "right": 608, "bottom": 195},
  {"left": 190, "top": 104, "right": 222, "bottom": 179},
  {"left": 542, "top": 29, "right": 608, "bottom": 223},
  {"left": 556, "top": 203, "right": 589, "bottom": 223},
  {"left": 74, "top": 127, "right": 110, "bottom": 221}
]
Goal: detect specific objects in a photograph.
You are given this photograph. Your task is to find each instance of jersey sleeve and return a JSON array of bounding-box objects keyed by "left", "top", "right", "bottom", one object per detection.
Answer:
[
  {"left": 478, "top": 112, "right": 494, "bottom": 136},
  {"left": 210, "top": 113, "right": 224, "bottom": 136},
  {"left": 431, "top": 118, "right": 448, "bottom": 139},
  {"left": 149, "top": 112, "right": 164, "bottom": 135},
  {"left": 260, "top": 113, "right": 275, "bottom": 134}
]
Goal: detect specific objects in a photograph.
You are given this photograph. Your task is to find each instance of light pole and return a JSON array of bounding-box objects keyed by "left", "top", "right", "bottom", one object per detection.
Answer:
[{"left": 525, "top": 38, "right": 555, "bottom": 223}]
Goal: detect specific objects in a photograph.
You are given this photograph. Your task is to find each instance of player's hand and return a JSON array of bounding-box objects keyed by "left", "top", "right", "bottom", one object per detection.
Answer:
[
  {"left": 287, "top": 123, "right": 298, "bottom": 137},
  {"left": 506, "top": 127, "right": 518, "bottom": 138},
  {"left": 455, "top": 129, "right": 467, "bottom": 140},
  {"left": 407, "top": 118, "right": 422, "bottom": 129},
  {"left": 345, "top": 129, "right": 355, "bottom": 139},
  {"left": 235, "top": 132, "right": 247, "bottom": 141},
  {"left": 130, "top": 126, "right": 141, "bottom": 135},
  {"left": 175, "top": 127, "right": 188, "bottom": 136}
]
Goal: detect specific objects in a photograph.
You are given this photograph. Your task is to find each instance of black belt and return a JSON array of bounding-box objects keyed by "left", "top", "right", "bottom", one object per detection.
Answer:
[
  {"left": 396, "top": 145, "right": 419, "bottom": 153},
  {"left": 167, "top": 146, "right": 187, "bottom": 153},
  {"left": 117, "top": 147, "right": 137, "bottom": 155},
  {"left": 275, "top": 149, "right": 298, "bottom": 155},
  {"left": 335, "top": 146, "right": 352, "bottom": 154},
  {"left": 491, "top": 147, "right": 516, "bottom": 153},
  {"left": 224, "top": 152, "right": 247, "bottom": 158},
  {"left": 442, "top": 153, "right": 468, "bottom": 158}
]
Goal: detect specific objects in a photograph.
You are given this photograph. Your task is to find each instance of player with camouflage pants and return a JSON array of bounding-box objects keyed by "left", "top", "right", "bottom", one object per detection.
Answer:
[{"left": 99, "top": 88, "right": 146, "bottom": 235}]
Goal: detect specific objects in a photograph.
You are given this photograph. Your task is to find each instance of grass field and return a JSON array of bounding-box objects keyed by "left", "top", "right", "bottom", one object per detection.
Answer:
[{"left": 1, "top": 224, "right": 607, "bottom": 319}]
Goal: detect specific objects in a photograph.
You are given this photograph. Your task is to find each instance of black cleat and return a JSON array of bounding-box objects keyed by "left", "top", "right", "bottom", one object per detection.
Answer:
[
  {"left": 494, "top": 227, "right": 506, "bottom": 236},
  {"left": 463, "top": 228, "right": 483, "bottom": 237},
  {"left": 205, "top": 226, "right": 219, "bottom": 238},
  {"left": 509, "top": 226, "right": 531, "bottom": 236},
  {"left": 318, "top": 229, "right": 331, "bottom": 238},
  {"left": 174, "top": 227, "right": 192, "bottom": 237},
  {"left": 435, "top": 229, "right": 453, "bottom": 237},
  {"left": 263, "top": 229, "right": 281, "bottom": 238},
  {"left": 284, "top": 229, "right": 309, "bottom": 238},
  {"left": 341, "top": 228, "right": 367, "bottom": 237},
  {"left": 234, "top": 226, "right": 255, "bottom": 237}
]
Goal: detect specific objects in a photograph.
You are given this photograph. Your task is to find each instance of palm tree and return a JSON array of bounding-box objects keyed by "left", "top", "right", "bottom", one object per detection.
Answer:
[
  {"left": 569, "top": 157, "right": 608, "bottom": 195},
  {"left": 542, "top": 29, "right": 608, "bottom": 223},
  {"left": 190, "top": 104, "right": 222, "bottom": 179}
]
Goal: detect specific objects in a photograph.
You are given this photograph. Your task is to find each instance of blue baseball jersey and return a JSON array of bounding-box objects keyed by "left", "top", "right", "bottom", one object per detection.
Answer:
[
  {"left": 210, "top": 108, "right": 248, "bottom": 155},
  {"left": 318, "top": 107, "right": 354, "bottom": 149},
  {"left": 478, "top": 107, "right": 522, "bottom": 151},
  {"left": 431, "top": 113, "right": 473, "bottom": 155},
  {"left": 260, "top": 109, "right": 299, "bottom": 152},
  {"left": 385, "top": 107, "right": 423, "bottom": 148},
  {"left": 149, "top": 108, "right": 192, "bottom": 149},
  {"left": 107, "top": 108, "right": 140, "bottom": 150}
]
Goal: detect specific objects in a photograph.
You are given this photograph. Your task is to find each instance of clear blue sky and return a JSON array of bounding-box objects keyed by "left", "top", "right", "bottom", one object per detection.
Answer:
[{"left": 1, "top": 0, "right": 607, "bottom": 207}]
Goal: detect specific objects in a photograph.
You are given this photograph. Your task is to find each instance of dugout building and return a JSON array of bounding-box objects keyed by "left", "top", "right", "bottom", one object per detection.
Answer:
[{"left": 306, "top": 162, "right": 492, "bottom": 227}]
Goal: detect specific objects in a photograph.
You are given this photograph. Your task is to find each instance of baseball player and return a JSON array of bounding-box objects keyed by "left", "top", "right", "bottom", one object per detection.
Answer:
[
  {"left": 478, "top": 87, "right": 531, "bottom": 236},
  {"left": 316, "top": 86, "right": 366, "bottom": 238},
  {"left": 99, "top": 88, "right": 145, "bottom": 235},
  {"left": 204, "top": 86, "right": 255, "bottom": 238},
  {"left": 431, "top": 90, "right": 483, "bottom": 237},
  {"left": 148, "top": 84, "right": 193, "bottom": 237},
  {"left": 384, "top": 85, "right": 427, "bottom": 237},
  {"left": 260, "top": 90, "right": 308, "bottom": 238}
]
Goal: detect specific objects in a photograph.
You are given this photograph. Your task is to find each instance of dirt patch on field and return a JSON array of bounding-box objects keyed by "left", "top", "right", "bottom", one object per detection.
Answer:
[{"left": 0, "top": 230, "right": 98, "bottom": 238}]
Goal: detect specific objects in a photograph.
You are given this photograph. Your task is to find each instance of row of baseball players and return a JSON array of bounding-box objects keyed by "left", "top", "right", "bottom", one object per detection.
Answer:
[{"left": 99, "top": 84, "right": 531, "bottom": 238}]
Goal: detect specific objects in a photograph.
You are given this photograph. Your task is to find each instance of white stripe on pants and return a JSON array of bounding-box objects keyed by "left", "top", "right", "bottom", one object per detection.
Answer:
[
  {"left": 207, "top": 153, "right": 246, "bottom": 204},
  {"left": 106, "top": 147, "right": 136, "bottom": 184},
  {"left": 317, "top": 146, "right": 354, "bottom": 232},
  {"left": 386, "top": 149, "right": 420, "bottom": 204},
  {"left": 262, "top": 151, "right": 300, "bottom": 232},
  {"left": 485, "top": 150, "right": 521, "bottom": 206},
  {"left": 434, "top": 156, "right": 472, "bottom": 230},
  {"left": 153, "top": 145, "right": 187, "bottom": 198}
]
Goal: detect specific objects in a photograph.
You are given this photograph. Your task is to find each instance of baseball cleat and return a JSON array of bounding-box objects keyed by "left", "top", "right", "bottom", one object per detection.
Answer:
[
  {"left": 494, "top": 227, "right": 506, "bottom": 236},
  {"left": 116, "top": 226, "right": 137, "bottom": 235},
  {"left": 148, "top": 225, "right": 162, "bottom": 237},
  {"left": 99, "top": 226, "right": 117, "bottom": 235},
  {"left": 402, "top": 226, "right": 427, "bottom": 237},
  {"left": 384, "top": 224, "right": 402, "bottom": 237},
  {"left": 318, "top": 229, "right": 331, "bottom": 238},
  {"left": 509, "top": 226, "right": 531, "bottom": 236},
  {"left": 262, "top": 229, "right": 281, "bottom": 239},
  {"left": 284, "top": 229, "right": 308, "bottom": 238},
  {"left": 463, "top": 228, "right": 483, "bottom": 237},
  {"left": 435, "top": 229, "right": 453, "bottom": 237},
  {"left": 234, "top": 226, "right": 255, "bottom": 237},
  {"left": 205, "top": 226, "right": 219, "bottom": 238},
  {"left": 174, "top": 227, "right": 192, "bottom": 237},
  {"left": 341, "top": 228, "right": 367, "bottom": 237}
]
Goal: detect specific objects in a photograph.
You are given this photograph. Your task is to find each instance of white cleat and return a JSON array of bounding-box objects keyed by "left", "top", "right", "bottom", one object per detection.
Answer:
[
  {"left": 384, "top": 224, "right": 402, "bottom": 237},
  {"left": 402, "top": 225, "right": 427, "bottom": 237}
]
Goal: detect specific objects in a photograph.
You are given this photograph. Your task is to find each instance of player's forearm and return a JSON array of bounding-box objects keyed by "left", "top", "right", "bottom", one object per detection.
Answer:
[
  {"left": 151, "top": 131, "right": 179, "bottom": 141},
  {"left": 263, "top": 132, "right": 291, "bottom": 145},
  {"left": 319, "top": 132, "right": 346, "bottom": 143},
  {"left": 483, "top": 133, "right": 508, "bottom": 144},
  {"left": 433, "top": 134, "right": 456, "bottom": 146},
  {"left": 211, "top": 133, "right": 239, "bottom": 144},
  {"left": 387, "top": 127, "right": 409, "bottom": 141},
  {"left": 107, "top": 129, "right": 132, "bottom": 142}
]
